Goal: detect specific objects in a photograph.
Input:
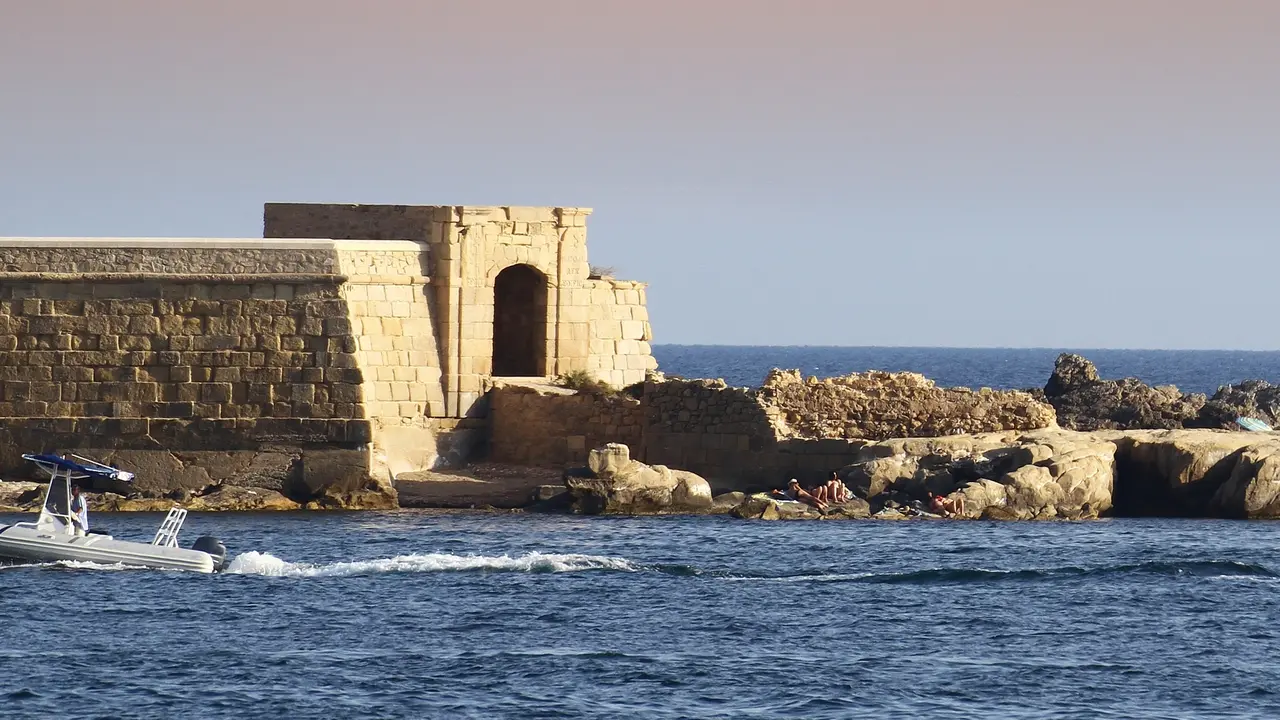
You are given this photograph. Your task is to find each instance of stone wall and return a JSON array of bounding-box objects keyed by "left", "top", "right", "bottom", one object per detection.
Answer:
[
  {"left": 265, "top": 204, "right": 658, "bottom": 413},
  {"left": 342, "top": 276, "right": 446, "bottom": 419},
  {"left": 587, "top": 279, "right": 658, "bottom": 388},
  {"left": 0, "top": 200, "right": 661, "bottom": 499},
  {"left": 0, "top": 277, "right": 365, "bottom": 423},
  {"left": 0, "top": 238, "right": 342, "bottom": 274},
  {"left": 758, "top": 369, "right": 1056, "bottom": 439},
  {"left": 489, "top": 384, "right": 644, "bottom": 468},
  {"left": 0, "top": 238, "right": 400, "bottom": 498},
  {"left": 489, "top": 371, "right": 1059, "bottom": 491}
]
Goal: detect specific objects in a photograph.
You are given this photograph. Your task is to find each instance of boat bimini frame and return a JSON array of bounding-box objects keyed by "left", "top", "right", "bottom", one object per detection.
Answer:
[{"left": 24, "top": 453, "right": 137, "bottom": 536}]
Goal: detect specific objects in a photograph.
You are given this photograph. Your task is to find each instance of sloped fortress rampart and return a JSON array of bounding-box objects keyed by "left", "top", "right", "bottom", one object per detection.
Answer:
[{"left": 0, "top": 204, "right": 657, "bottom": 492}]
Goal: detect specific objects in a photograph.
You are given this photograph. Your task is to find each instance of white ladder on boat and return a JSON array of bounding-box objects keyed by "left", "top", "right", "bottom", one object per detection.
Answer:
[{"left": 152, "top": 507, "right": 187, "bottom": 547}]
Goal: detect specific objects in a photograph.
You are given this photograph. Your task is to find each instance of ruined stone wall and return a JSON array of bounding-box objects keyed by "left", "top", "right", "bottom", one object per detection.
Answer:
[
  {"left": 489, "top": 385, "right": 644, "bottom": 468},
  {"left": 758, "top": 369, "right": 1057, "bottom": 439},
  {"left": 489, "top": 371, "right": 1060, "bottom": 491},
  {"left": 488, "top": 378, "right": 866, "bottom": 488}
]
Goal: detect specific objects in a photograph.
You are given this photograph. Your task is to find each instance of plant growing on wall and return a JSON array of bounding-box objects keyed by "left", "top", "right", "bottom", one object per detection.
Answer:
[{"left": 556, "top": 369, "right": 618, "bottom": 397}]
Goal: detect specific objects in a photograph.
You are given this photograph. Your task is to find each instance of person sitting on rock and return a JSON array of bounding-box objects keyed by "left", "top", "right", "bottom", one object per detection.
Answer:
[
  {"left": 772, "top": 479, "right": 828, "bottom": 511},
  {"left": 927, "top": 491, "right": 965, "bottom": 518},
  {"left": 813, "top": 471, "right": 853, "bottom": 504}
]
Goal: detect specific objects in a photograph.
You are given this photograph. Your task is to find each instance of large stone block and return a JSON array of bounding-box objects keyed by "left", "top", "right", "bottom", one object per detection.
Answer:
[{"left": 589, "top": 443, "right": 632, "bottom": 476}]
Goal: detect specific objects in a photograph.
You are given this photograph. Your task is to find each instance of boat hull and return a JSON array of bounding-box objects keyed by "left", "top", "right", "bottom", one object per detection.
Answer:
[{"left": 0, "top": 525, "right": 216, "bottom": 573}]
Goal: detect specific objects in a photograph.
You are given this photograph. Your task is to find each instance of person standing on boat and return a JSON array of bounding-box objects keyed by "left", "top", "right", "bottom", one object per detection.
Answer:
[{"left": 69, "top": 484, "right": 89, "bottom": 535}]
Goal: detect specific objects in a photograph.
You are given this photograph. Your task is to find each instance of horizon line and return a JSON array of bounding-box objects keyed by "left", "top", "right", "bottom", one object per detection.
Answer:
[{"left": 649, "top": 343, "right": 1280, "bottom": 353}]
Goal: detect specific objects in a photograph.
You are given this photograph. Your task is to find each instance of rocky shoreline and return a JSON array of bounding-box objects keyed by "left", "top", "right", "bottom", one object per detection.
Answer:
[{"left": 4, "top": 353, "right": 1279, "bottom": 519}]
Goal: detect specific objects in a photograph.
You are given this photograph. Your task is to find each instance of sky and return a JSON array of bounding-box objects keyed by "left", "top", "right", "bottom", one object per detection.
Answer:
[{"left": 1, "top": 1, "right": 1278, "bottom": 349}]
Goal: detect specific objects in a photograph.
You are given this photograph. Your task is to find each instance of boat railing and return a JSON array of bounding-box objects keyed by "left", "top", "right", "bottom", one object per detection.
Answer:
[{"left": 152, "top": 508, "right": 188, "bottom": 548}]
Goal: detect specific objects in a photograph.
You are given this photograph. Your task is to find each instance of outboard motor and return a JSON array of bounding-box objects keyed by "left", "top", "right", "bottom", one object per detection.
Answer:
[{"left": 191, "top": 535, "right": 229, "bottom": 572}]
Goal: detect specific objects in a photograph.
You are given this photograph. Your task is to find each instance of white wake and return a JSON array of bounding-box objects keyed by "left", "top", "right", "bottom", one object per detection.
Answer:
[{"left": 225, "top": 550, "right": 639, "bottom": 578}]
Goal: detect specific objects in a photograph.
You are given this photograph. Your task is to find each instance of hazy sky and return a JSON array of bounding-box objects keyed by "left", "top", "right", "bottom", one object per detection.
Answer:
[{"left": 2, "top": 1, "right": 1278, "bottom": 349}]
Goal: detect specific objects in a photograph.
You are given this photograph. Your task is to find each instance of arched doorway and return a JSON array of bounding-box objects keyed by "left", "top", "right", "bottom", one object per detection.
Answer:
[{"left": 492, "top": 264, "right": 548, "bottom": 377}]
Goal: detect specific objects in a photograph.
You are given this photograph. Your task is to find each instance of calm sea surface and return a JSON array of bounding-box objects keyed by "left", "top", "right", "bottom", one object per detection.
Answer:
[
  {"left": 5, "top": 347, "right": 1280, "bottom": 719},
  {"left": 2, "top": 512, "right": 1279, "bottom": 719},
  {"left": 654, "top": 345, "right": 1280, "bottom": 396}
]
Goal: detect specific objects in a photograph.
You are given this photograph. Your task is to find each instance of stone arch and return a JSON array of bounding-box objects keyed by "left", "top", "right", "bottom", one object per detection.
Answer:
[{"left": 491, "top": 264, "right": 548, "bottom": 377}]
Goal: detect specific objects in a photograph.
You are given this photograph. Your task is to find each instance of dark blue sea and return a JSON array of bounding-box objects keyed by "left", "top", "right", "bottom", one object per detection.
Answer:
[
  {"left": 654, "top": 345, "right": 1280, "bottom": 396},
  {"left": 2, "top": 512, "right": 1279, "bottom": 719},
  {"left": 5, "top": 347, "right": 1280, "bottom": 719}
]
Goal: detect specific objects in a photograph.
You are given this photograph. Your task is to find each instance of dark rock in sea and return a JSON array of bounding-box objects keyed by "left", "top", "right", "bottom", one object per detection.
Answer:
[
  {"left": 1042, "top": 353, "right": 1206, "bottom": 431},
  {"left": 1190, "top": 380, "right": 1280, "bottom": 430},
  {"left": 1044, "top": 352, "right": 1099, "bottom": 397},
  {"left": 532, "top": 484, "right": 567, "bottom": 502},
  {"left": 980, "top": 505, "right": 1022, "bottom": 521}
]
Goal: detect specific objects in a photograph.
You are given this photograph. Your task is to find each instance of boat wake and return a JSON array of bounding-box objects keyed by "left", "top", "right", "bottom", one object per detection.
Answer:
[
  {"left": 225, "top": 550, "right": 641, "bottom": 578},
  {"left": 0, "top": 559, "right": 145, "bottom": 572}
]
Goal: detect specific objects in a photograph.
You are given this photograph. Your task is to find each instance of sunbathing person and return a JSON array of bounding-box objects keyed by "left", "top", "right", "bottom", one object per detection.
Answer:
[
  {"left": 771, "top": 479, "right": 829, "bottom": 511},
  {"left": 927, "top": 491, "right": 966, "bottom": 517}
]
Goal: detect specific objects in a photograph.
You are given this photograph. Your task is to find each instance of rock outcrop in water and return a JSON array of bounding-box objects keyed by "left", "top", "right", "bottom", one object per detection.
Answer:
[
  {"left": 834, "top": 429, "right": 1115, "bottom": 520},
  {"left": 713, "top": 427, "right": 1280, "bottom": 521},
  {"left": 1042, "top": 354, "right": 1206, "bottom": 431},
  {"left": 1111, "top": 429, "right": 1280, "bottom": 518},
  {"left": 1190, "top": 380, "right": 1280, "bottom": 430},
  {"left": 561, "top": 443, "right": 713, "bottom": 515}
]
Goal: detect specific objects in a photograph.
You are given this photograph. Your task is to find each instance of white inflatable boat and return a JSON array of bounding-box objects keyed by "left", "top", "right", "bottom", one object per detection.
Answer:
[{"left": 0, "top": 454, "right": 229, "bottom": 573}]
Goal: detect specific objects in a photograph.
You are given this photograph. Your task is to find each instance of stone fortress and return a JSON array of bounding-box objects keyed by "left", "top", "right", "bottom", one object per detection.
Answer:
[
  {"left": 6, "top": 205, "right": 1279, "bottom": 520},
  {"left": 0, "top": 203, "right": 657, "bottom": 502}
]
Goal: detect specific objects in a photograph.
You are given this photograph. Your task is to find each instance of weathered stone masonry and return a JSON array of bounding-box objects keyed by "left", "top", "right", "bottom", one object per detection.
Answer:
[
  {"left": 490, "top": 373, "right": 1058, "bottom": 491},
  {"left": 0, "top": 204, "right": 658, "bottom": 492},
  {"left": 264, "top": 203, "right": 657, "bottom": 411}
]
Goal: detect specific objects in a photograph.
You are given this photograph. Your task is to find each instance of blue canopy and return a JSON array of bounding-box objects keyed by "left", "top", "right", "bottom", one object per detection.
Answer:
[{"left": 22, "top": 454, "right": 135, "bottom": 483}]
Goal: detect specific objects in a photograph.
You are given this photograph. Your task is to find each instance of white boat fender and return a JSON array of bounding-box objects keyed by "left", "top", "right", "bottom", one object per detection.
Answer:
[{"left": 192, "top": 535, "right": 229, "bottom": 572}]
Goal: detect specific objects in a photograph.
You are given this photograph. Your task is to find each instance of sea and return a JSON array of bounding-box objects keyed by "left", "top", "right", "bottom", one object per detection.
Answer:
[
  {"left": 3, "top": 346, "right": 1280, "bottom": 720},
  {"left": 653, "top": 345, "right": 1280, "bottom": 396}
]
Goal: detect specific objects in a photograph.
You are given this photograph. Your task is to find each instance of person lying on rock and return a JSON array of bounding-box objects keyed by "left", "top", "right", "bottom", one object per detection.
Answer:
[
  {"left": 771, "top": 479, "right": 829, "bottom": 511},
  {"left": 812, "top": 472, "right": 853, "bottom": 505},
  {"left": 927, "top": 491, "right": 966, "bottom": 518}
]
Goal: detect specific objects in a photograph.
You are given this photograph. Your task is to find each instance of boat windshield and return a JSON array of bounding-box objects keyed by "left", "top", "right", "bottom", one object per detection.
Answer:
[{"left": 37, "top": 472, "right": 74, "bottom": 534}]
